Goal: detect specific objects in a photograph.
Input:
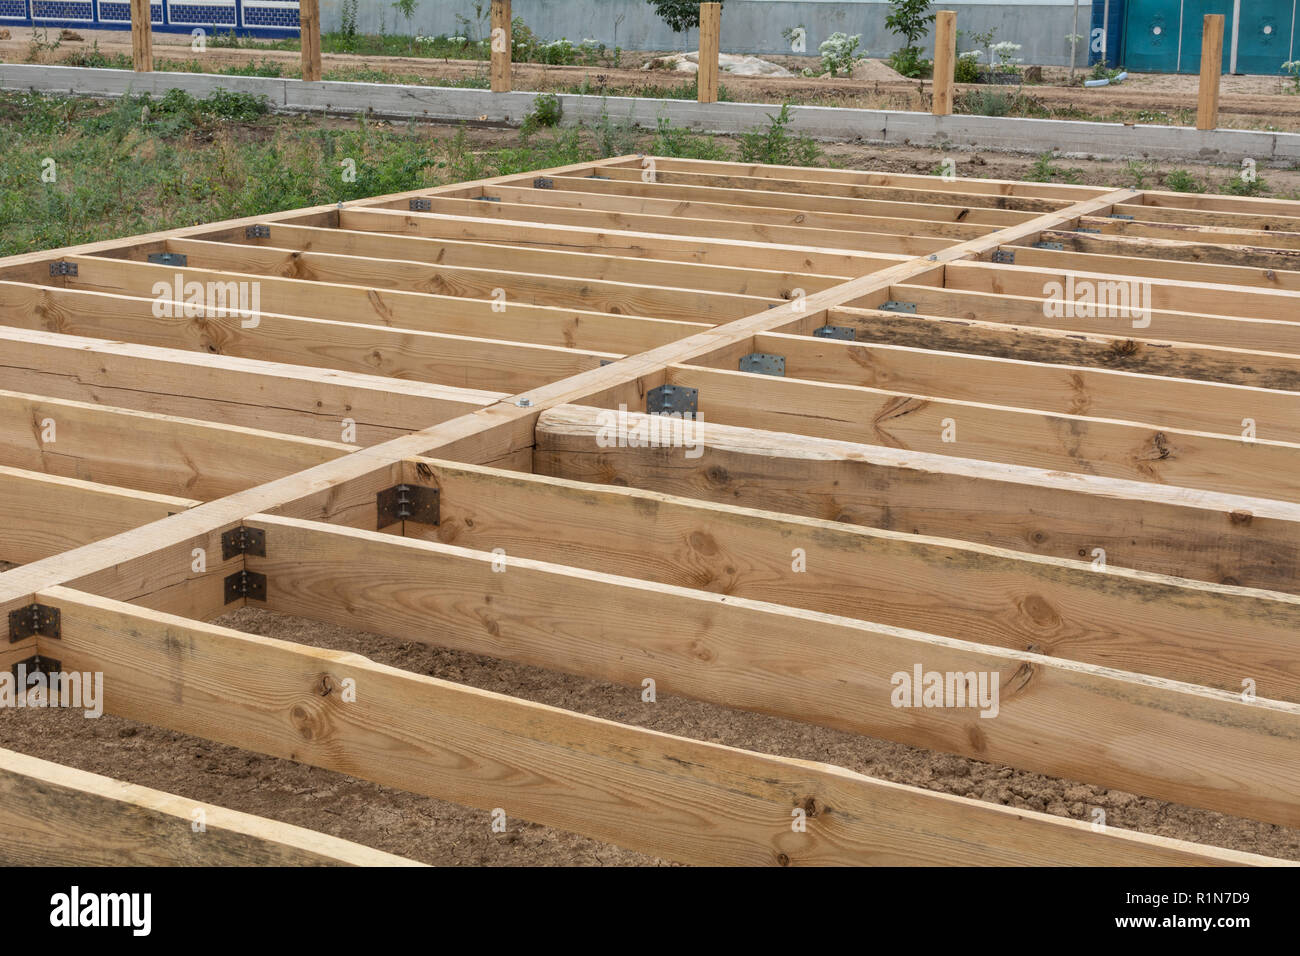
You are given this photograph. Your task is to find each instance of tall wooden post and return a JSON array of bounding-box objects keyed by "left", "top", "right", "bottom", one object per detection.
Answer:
[
  {"left": 698, "top": 3, "right": 721, "bottom": 104},
  {"left": 1196, "top": 14, "right": 1224, "bottom": 131},
  {"left": 130, "top": 0, "right": 153, "bottom": 73},
  {"left": 491, "top": 0, "right": 513, "bottom": 93},
  {"left": 300, "top": 0, "right": 322, "bottom": 82},
  {"left": 932, "top": 10, "right": 957, "bottom": 116}
]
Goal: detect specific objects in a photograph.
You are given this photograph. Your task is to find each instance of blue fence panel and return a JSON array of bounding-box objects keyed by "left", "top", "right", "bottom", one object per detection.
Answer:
[{"left": 13, "top": 0, "right": 297, "bottom": 35}]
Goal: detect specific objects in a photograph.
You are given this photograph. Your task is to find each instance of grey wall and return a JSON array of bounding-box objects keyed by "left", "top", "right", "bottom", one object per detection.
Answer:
[{"left": 321, "top": 1, "right": 1093, "bottom": 66}]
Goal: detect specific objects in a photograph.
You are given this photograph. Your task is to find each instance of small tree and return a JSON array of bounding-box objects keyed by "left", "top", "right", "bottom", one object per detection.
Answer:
[
  {"left": 647, "top": 0, "right": 725, "bottom": 33},
  {"left": 885, "top": 0, "right": 935, "bottom": 57}
]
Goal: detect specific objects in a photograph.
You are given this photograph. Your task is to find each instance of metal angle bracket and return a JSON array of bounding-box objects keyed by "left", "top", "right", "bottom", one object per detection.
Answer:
[
  {"left": 646, "top": 384, "right": 698, "bottom": 418},
  {"left": 1109, "top": 213, "right": 1135, "bottom": 220},
  {"left": 48, "top": 261, "right": 77, "bottom": 277},
  {"left": 147, "top": 252, "right": 188, "bottom": 267},
  {"left": 376, "top": 484, "right": 441, "bottom": 530},
  {"left": 224, "top": 571, "right": 268, "bottom": 605},
  {"left": 409, "top": 198, "right": 432, "bottom": 211},
  {"left": 1076, "top": 227, "right": 1102, "bottom": 234},
  {"left": 475, "top": 195, "right": 502, "bottom": 202},
  {"left": 12, "top": 655, "right": 62, "bottom": 688},
  {"left": 586, "top": 173, "right": 611, "bottom": 180},
  {"left": 245, "top": 224, "right": 271, "bottom": 239},
  {"left": 991, "top": 250, "right": 1016, "bottom": 264},
  {"left": 1032, "top": 241, "right": 1064, "bottom": 251},
  {"left": 878, "top": 300, "right": 917, "bottom": 313},
  {"left": 739, "top": 353, "right": 785, "bottom": 377},
  {"left": 8, "top": 604, "right": 60, "bottom": 643},
  {"left": 813, "top": 325, "right": 856, "bottom": 341},
  {"left": 533, "top": 177, "right": 555, "bottom": 189},
  {"left": 221, "top": 525, "right": 267, "bottom": 561}
]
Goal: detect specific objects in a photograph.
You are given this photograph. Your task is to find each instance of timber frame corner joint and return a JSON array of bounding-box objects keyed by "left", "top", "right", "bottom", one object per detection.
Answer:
[
  {"left": 8, "top": 603, "right": 60, "bottom": 643},
  {"left": 376, "top": 484, "right": 441, "bottom": 530}
]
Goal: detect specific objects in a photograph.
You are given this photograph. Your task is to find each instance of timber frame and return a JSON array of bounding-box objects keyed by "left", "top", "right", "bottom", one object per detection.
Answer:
[{"left": 1, "top": 154, "right": 1298, "bottom": 866}]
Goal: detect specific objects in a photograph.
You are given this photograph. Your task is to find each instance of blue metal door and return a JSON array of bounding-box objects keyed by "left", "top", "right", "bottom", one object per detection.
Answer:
[
  {"left": 1123, "top": 0, "right": 1185, "bottom": 71},
  {"left": 1124, "top": 0, "right": 1296, "bottom": 73}
]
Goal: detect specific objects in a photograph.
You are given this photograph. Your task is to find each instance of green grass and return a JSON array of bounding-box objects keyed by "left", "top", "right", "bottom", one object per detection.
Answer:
[{"left": 0, "top": 90, "right": 770, "bottom": 257}]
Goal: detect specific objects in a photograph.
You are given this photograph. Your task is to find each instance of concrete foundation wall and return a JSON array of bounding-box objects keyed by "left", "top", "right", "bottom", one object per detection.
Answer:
[
  {"left": 320, "top": 1, "right": 1093, "bottom": 67},
  {"left": 4, "top": 63, "right": 1292, "bottom": 165}
]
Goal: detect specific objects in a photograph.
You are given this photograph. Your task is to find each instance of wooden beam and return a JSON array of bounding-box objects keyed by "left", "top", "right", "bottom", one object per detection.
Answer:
[
  {"left": 503, "top": 172, "right": 1030, "bottom": 227},
  {"left": 372, "top": 194, "right": 955, "bottom": 257},
  {"left": 1105, "top": 200, "right": 1300, "bottom": 232},
  {"left": 337, "top": 206, "right": 889, "bottom": 276},
  {"left": 860, "top": 284, "right": 1300, "bottom": 357},
  {"left": 586, "top": 166, "right": 1072, "bottom": 212},
  {"left": 481, "top": 182, "right": 998, "bottom": 241},
  {"left": 698, "top": 2, "right": 721, "bottom": 104},
  {"left": 0, "top": 279, "right": 612, "bottom": 394},
  {"left": 932, "top": 10, "right": 957, "bottom": 116},
  {"left": 0, "top": 747, "right": 420, "bottom": 866},
  {"left": 1078, "top": 214, "right": 1300, "bottom": 249},
  {"left": 943, "top": 260, "right": 1300, "bottom": 324},
  {"left": 39, "top": 586, "right": 1280, "bottom": 865},
  {"left": 742, "top": 331, "right": 1300, "bottom": 442},
  {"left": 0, "top": 324, "right": 501, "bottom": 445},
  {"left": 1197, "top": 14, "right": 1225, "bottom": 131},
  {"left": 535, "top": 404, "right": 1300, "bottom": 595},
  {"left": 389, "top": 457, "right": 1300, "bottom": 702},
  {"left": 244, "top": 514, "right": 1300, "bottom": 829},
  {"left": 229, "top": 221, "right": 844, "bottom": 296},
  {"left": 816, "top": 306, "right": 1300, "bottom": 392},
  {"left": 490, "top": 0, "right": 512, "bottom": 92},
  {"left": 130, "top": 0, "right": 152, "bottom": 72},
  {"left": 0, "top": 467, "right": 195, "bottom": 566},
  {"left": 0, "top": 389, "right": 351, "bottom": 500},
  {"left": 299, "top": 0, "right": 322, "bottom": 82},
  {"left": 641, "top": 158, "right": 1109, "bottom": 201},
  {"left": 160, "top": 237, "right": 779, "bottom": 323},
  {"left": 665, "top": 363, "right": 1300, "bottom": 503},
  {"left": 1005, "top": 234, "right": 1300, "bottom": 291}
]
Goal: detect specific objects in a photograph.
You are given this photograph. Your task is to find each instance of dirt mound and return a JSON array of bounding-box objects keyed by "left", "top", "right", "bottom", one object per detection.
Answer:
[{"left": 851, "top": 58, "right": 910, "bottom": 82}]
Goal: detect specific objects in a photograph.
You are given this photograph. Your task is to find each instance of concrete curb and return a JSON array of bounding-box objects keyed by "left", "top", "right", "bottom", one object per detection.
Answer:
[{"left": 2, "top": 63, "right": 1296, "bottom": 164}]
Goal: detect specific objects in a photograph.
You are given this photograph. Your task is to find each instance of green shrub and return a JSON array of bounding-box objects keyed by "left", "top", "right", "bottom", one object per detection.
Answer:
[
  {"left": 1163, "top": 168, "right": 1204, "bottom": 193},
  {"left": 523, "top": 92, "right": 563, "bottom": 132},
  {"left": 738, "top": 103, "right": 821, "bottom": 167}
]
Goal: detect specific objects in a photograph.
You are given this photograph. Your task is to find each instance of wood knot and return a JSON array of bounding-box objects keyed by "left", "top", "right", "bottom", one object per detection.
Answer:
[{"left": 796, "top": 795, "right": 822, "bottom": 818}]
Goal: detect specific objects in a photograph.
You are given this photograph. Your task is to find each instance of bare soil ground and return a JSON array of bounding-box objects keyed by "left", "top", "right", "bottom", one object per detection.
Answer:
[
  {"left": 6, "top": 27, "right": 1300, "bottom": 130},
  {"left": 0, "top": 554, "right": 1296, "bottom": 864}
]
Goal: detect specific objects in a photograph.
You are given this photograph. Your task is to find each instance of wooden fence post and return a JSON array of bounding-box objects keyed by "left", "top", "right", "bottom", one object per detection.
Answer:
[
  {"left": 130, "top": 0, "right": 153, "bottom": 73},
  {"left": 932, "top": 10, "right": 957, "bottom": 116},
  {"left": 491, "top": 0, "right": 513, "bottom": 93},
  {"left": 698, "top": 3, "right": 721, "bottom": 104},
  {"left": 1197, "top": 14, "right": 1224, "bottom": 131},
  {"left": 300, "top": 0, "right": 322, "bottom": 82}
]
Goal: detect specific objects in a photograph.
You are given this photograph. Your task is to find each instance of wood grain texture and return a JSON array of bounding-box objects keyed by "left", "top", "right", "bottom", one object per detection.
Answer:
[
  {"left": 748, "top": 331, "right": 1300, "bottom": 443},
  {"left": 535, "top": 404, "right": 1300, "bottom": 594},
  {"left": 666, "top": 363, "right": 1300, "bottom": 503},
  {"left": 39, "top": 586, "right": 1284, "bottom": 866},
  {"left": 399, "top": 458, "right": 1300, "bottom": 701},
  {"left": 0, "top": 747, "right": 419, "bottom": 866}
]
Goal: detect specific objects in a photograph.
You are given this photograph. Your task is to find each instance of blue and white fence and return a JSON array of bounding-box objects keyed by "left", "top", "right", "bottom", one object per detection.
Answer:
[{"left": 0, "top": 0, "right": 300, "bottom": 37}]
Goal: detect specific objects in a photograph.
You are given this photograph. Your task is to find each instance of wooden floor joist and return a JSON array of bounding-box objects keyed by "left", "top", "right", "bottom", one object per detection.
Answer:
[
  {"left": 0, "top": 748, "right": 422, "bottom": 867},
  {"left": 2, "top": 155, "right": 1298, "bottom": 866}
]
